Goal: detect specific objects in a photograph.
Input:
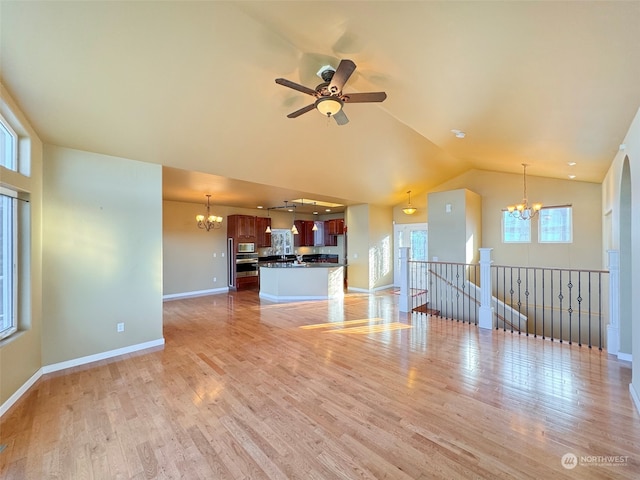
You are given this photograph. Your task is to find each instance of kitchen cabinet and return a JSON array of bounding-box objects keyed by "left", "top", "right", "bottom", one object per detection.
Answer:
[
  {"left": 294, "top": 220, "right": 316, "bottom": 247},
  {"left": 227, "top": 215, "right": 256, "bottom": 242},
  {"left": 324, "top": 218, "right": 345, "bottom": 246},
  {"left": 325, "top": 219, "right": 345, "bottom": 235},
  {"left": 256, "top": 217, "right": 271, "bottom": 247}
]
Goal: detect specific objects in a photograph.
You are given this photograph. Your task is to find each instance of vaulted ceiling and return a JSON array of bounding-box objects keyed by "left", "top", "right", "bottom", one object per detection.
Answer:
[{"left": 1, "top": 1, "right": 639, "bottom": 211}]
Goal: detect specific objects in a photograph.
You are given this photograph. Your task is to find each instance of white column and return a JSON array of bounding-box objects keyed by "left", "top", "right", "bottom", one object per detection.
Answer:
[
  {"left": 399, "top": 246, "right": 411, "bottom": 313},
  {"left": 478, "top": 248, "right": 494, "bottom": 330},
  {"left": 607, "top": 249, "right": 620, "bottom": 355}
]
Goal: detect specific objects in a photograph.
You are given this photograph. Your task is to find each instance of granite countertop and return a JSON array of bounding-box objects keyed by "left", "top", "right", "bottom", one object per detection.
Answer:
[
  {"left": 258, "top": 254, "right": 339, "bottom": 265},
  {"left": 260, "top": 262, "right": 345, "bottom": 268}
]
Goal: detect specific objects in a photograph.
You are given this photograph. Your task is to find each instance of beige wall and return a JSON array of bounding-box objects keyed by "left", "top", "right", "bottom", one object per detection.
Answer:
[
  {"left": 602, "top": 106, "right": 640, "bottom": 408},
  {"left": 346, "top": 204, "right": 394, "bottom": 290},
  {"left": 427, "top": 189, "right": 481, "bottom": 264},
  {"left": 0, "top": 85, "right": 43, "bottom": 406},
  {"left": 428, "top": 170, "right": 602, "bottom": 269},
  {"left": 42, "top": 146, "right": 163, "bottom": 365}
]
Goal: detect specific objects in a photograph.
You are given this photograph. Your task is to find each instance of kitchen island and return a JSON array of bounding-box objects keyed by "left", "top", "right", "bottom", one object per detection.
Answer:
[{"left": 259, "top": 263, "right": 344, "bottom": 302}]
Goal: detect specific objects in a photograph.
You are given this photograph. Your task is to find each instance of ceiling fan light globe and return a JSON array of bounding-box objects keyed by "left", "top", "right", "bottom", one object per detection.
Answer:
[{"left": 315, "top": 97, "right": 343, "bottom": 117}]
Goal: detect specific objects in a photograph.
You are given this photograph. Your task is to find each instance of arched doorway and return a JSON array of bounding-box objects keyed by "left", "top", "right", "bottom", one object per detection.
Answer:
[{"left": 619, "top": 156, "right": 632, "bottom": 360}]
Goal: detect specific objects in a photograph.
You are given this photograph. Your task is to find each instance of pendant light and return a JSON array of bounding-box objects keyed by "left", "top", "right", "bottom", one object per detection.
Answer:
[{"left": 402, "top": 190, "right": 417, "bottom": 215}]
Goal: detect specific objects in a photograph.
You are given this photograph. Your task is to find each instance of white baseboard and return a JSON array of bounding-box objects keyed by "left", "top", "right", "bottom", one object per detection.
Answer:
[
  {"left": 630, "top": 383, "right": 640, "bottom": 416},
  {"left": 42, "top": 338, "right": 165, "bottom": 374},
  {"left": 259, "top": 293, "right": 342, "bottom": 302},
  {"left": 0, "top": 368, "right": 43, "bottom": 417},
  {"left": 618, "top": 352, "right": 633, "bottom": 362},
  {"left": 348, "top": 284, "right": 394, "bottom": 293},
  {"left": 163, "top": 287, "right": 229, "bottom": 301}
]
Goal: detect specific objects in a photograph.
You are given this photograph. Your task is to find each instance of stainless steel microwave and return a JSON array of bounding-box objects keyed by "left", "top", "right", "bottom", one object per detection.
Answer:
[{"left": 237, "top": 242, "right": 255, "bottom": 253}]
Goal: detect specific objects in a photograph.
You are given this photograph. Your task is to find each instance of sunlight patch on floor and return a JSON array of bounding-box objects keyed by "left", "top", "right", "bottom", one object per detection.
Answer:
[{"left": 300, "top": 318, "right": 412, "bottom": 335}]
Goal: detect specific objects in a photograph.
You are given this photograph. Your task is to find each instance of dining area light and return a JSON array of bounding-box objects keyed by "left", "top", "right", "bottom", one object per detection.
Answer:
[
  {"left": 195, "top": 194, "right": 223, "bottom": 231},
  {"left": 506, "top": 164, "right": 542, "bottom": 220}
]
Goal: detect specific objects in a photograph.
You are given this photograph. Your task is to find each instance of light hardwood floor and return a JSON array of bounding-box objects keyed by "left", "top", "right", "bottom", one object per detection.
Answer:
[{"left": 1, "top": 289, "right": 639, "bottom": 479}]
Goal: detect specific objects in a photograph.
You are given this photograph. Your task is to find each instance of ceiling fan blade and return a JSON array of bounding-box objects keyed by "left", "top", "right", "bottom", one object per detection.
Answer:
[
  {"left": 287, "top": 103, "right": 316, "bottom": 118},
  {"left": 342, "top": 92, "right": 387, "bottom": 103},
  {"left": 328, "top": 59, "right": 356, "bottom": 94},
  {"left": 333, "top": 110, "right": 349, "bottom": 126},
  {"left": 275, "top": 78, "right": 317, "bottom": 96}
]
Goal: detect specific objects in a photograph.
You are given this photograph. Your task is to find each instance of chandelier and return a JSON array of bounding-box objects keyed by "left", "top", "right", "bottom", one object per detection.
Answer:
[
  {"left": 195, "top": 194, "right": 223, "bottom": 231},
  {"left": 507, "top": 164, "right": 542, "bottom": 220},
  {"left": 402, "top": 190, "right": 417, "bottom": 215}
]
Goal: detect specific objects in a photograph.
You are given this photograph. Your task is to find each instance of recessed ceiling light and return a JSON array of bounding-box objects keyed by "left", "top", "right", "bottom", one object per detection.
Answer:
[
  {"left": 567, "top": 162, "right": 576, "bottom": 166},
  {"left": 257, "top": 205, "right": 264, "bottom": 209},
  {"left": 326, "top": 208, "right": 331, "bottom": 212},
  {"left": 568, "top": 175, "right": 576, "bottom": 179},
  {"left": 313, "top": 211, "right": 319, "bottom": 215},
  {"left": 451, "top": 129, "right": 466, "bottom": 138}
]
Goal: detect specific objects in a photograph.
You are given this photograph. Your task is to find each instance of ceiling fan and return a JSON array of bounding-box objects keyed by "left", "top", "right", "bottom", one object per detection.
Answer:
[{"left": 275, "top": 59, "right": 387, "bottom": 126}]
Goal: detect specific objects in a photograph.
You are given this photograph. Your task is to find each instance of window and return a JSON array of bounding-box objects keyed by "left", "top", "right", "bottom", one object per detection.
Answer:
[
  {"left": 0, "top": 115, "right": 18, "bottom": 171},
  {"left": 539, "top": 206, "right": 572, "bottom": 243},
  {"left": 502, "top": 211, "right": 531, "bottom": 243},
  {"left": 0, "top": 190, "right": 17, "bottom": 339}
]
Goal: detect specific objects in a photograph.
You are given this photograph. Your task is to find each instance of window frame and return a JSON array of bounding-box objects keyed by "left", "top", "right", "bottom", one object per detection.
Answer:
[
  {"left": 539, "top": 205, "right": 573, "bottom": 243},
  {"left": 0, "top": 114, "right": 18, "bottom": 171},
  {"left": 502, "top": 210, "right": 532, "bottom": 243},
  {"left": 0, "top": 188, "right": 18, "bottom": 340}
]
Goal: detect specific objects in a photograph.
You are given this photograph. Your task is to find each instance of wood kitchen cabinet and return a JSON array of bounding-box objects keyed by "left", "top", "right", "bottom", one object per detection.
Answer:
[
  {"left": 227, "top": 215, "right": 256, "bottom": 242},
  {"left": 325, "top": 219, "right": 345, "bottom": 235},
  {"left": 324, "top": 218, "right": 345, "bottom": 246},
  {"left": 256, "top": 217, "right": 271, "bottom": 247},
  {"left": 293, "top": 220, "right": 321, "bottom": 247}
]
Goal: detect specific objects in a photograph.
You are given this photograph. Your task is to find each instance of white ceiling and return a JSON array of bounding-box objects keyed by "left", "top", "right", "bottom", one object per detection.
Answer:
[{"left": 2, "top": 1, "right": 639, "bottom": 212}]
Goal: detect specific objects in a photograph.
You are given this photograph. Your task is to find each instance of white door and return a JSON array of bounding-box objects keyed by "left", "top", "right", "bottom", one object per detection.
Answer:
[{"left": 394, "top": 223, "right": 428, "bottom": 287}]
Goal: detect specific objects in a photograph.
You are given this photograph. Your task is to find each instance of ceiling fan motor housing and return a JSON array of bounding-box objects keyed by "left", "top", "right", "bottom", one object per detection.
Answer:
[{"left": 317, "top": 65, "right": 336, "bottom": 82}]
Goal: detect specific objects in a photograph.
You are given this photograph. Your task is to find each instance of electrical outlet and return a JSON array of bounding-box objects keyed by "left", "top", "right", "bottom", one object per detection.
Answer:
[
  {"left": 213, "top": 253, "right": 217, "bottom": 258},
  {"left": 221, "top": 252, "right": 225, "bottom": 257},
  {"left": 213, "top": 277, "right": 217, "bottom": 283},
  {"left": 117, "top": 322, "right": 125, "bottom": 333}
]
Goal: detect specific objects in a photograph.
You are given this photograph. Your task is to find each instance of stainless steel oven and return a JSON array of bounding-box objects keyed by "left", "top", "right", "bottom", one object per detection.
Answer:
[{"left": 236, "top": 253, "right": 259, "bottom": 277}]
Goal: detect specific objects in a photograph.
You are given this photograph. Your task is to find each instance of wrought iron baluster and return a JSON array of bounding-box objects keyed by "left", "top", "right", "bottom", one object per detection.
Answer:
[
  {"left": 567, "top": 271, "right": 573, "bottom": 345},
  {"left": 551, "top": 270, "right": 555, "bottom": 342},
  {"left": 588, "top": 273, "right": 592, "bottom": 348},
  {"left": 524, "top": 267, "right": 530, "bottom": 337},
  {"left": 577, "top": 272, "right": 583, "bottom": 347},
  {"left": 559, "top": 270, "right": 564, "bottom": 343},
  {"left": 542, "top": 268, "right": 546, "bottom": 340},
  {"left": 533, "top": 269, "right": 537, "bottom": 338}
]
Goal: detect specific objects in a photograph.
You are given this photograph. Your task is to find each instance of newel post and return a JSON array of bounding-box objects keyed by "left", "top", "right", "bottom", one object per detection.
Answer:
[
  {"left": 399, "top": 247, "right": 411, "bottom": 313},
  {"left": 478, "top": 248, "right": 494, "bottom": 330},
  {"left": 607, "top": 250, "right": 620, "bottom": 355}
]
